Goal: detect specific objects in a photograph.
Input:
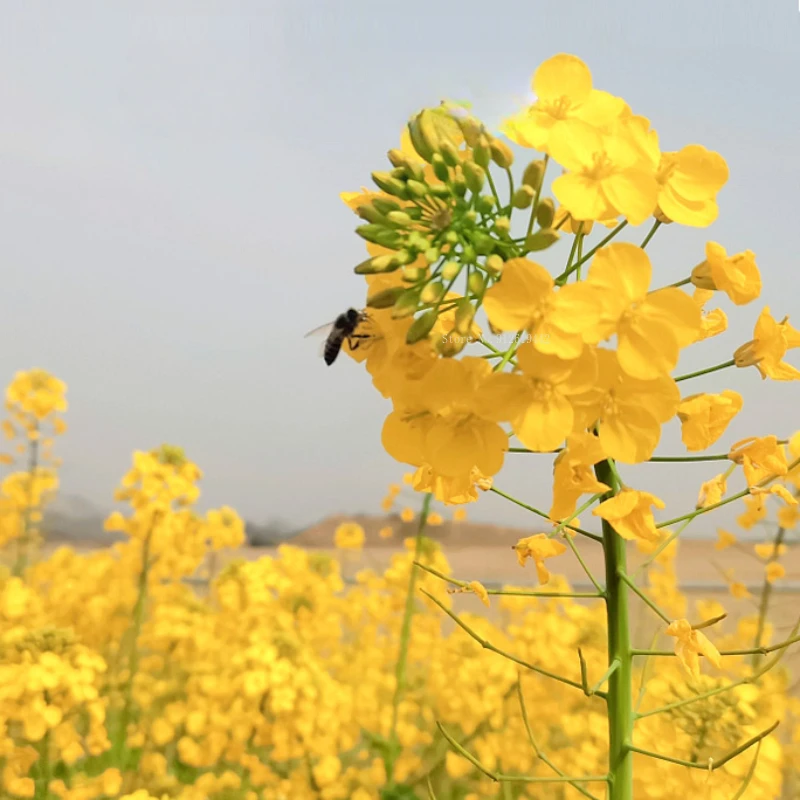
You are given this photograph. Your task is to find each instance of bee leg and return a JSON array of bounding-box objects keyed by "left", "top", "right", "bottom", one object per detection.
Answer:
[{"left": 347, "top": 336, "right": 361, "bottom": 352}]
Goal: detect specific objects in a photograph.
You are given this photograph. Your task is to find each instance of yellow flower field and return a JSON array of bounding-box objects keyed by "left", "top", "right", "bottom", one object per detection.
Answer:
[{"left": 0, "top": 367, "right": 799, "bottom": 800}]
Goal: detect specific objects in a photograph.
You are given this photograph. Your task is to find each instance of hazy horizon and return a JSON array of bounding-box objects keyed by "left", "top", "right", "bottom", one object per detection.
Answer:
[{"left": 3, "top": 2, "right": 800, "bottom": 535}]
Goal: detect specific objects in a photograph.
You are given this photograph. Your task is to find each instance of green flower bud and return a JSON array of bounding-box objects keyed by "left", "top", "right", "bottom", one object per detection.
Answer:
[
  {"left": 421, "top": 280, "right": 445, "bottom": 304},
  {"left": 485, "top": 254, "right": 504, "bottom": 275},
  {"left": 454, "top": 298, "right": 476, "bottom": 335},
  {"left": 437, "top": 335, "right": 467, "bottom": 357},
  {"left": 525, "top": 228, "right": 560, "bottom": 252},
  {"left": 473, "top": 232, "right": 496, "bottom": 256},
  {"left": 367, "top": 286, "right": 406, "bottom": 309},
  {"left": 467, "top": 271, "right": 485, "bottom": 295},
  {"left": 475, "top": 195, "right": 495, "bottom": 216},
  {"left": 522, "top": 159, "right": 546, "bottom": 191},
  {"left": 407, "top": 114, "right": 435, "bottom": 162},
  {"left": 494, "top": 216, "right": 511, "bottom": 235},
  {"left": 390, "top": 167, "right": 408, "bottom": 180},
  {"left": 441, "top": 260, "right": 462, "bottom": 281},
  {"left": 473, "top": 135, "right": 491, "bottom": 168},
  {"left": 463, "top": 162, "right": 486, "bottom": 194},
  {"left": 536, "top": 198, "right": 555, "bottom": 229},
  {"left": 371, "top": 171, "right": 409, "bottom": 199},
  {"left": 464, "top": 209, "right": 478, "bottom": 225},
  {"left": 406, "top": 309, "right": 438, "bottom": 343},
  {"left": 445, "top": 231, "right": 459, "bottom": 245},
  {"left": 405, "top": 206, "right": 423, "bottom": 221},
  {"left": 356, "top": 224, "right": 404, "bottom": 249},
  {"left": 462, "top": 244, "right": 477, "bottom": 264},
  {"left": 393, "top": 289, "right": 422, "bottom": 318},
  {"left": 440, "top": 140, "right": 461, "bottom": 167},
  {"left": 354, "top": 254, "right": 400, "bottom": 274},
  {"left": 451, "top": 177, "right": 467, "bottom": 198},
  {"left": 356, "top": 204, "right": 388, "bottom": 225},
  {"left": 407, "top": 179, "right": 429, "bottom": 199},
  {"left": 402, "top": 266, "right": 426, "bottom": 282},
  {"left": 408, "top": 108, "right": 463, "bottom": 164},
  {"left": 489, "top": 139, "right": 514, "bottom": 168},
  {"left": 387, "top": 149, "right": 407, "bottom": 168},
  {"left": 457, "top": 116, "right": 484, "bottom": 147},
  {"left": 431, "top": 154, "right": 450, "bottom": 182},
  {"left": 512, "top": 185, "right": 535, "bottom": 209},
  {"left": 373, "top": 198, "right": 402, "bottom": 216},
  {"left": 424, "top": 247, "right": 440, "bottom": 264},
  {"left": 406, "top": 231, "right": 429, "bottom": 250},
  {"left": 387, "top": 210, "right": 413, "bottom": 227}
]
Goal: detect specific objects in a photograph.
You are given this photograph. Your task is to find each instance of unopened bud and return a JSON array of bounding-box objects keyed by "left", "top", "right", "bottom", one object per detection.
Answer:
[
  {"left": 441, "top": 260, "right": 462, "bottom": 281},
  {"left": 524, "top": 228, "right": 560, "bottom": 252},
  {"left": 402, "top": 266, "right": 426, "bottom": 283},
  {"left": 387, "top": 149, "right": 407, "bottom": 168},
  {"left": 451, "top": 176, "right": 467, "bottom": 197},
  {"left": 473, "top": 232, "right": 496, "bottom": 256},
  {"left": 485, "top": 255, "right": 504, "bottom": 275},
  {"left": 440, "top": 140, "right": 461, "bottom": 167},
  {"left": 354, "top": 254, "right": 400, "bottom": 275},
  {"left": 407, "top": 179, "right": 429, "bottom": 199},
  {"left": 437, "top": 334, "right": 468, "bottom": 357},
  {"left": 406, "top": 310, "right": 438, "bottom": 343},
  {"left": 462, "top": 244, "right": 477, "bottom": 264},
  {"left": 424, "top": 247, "right": 440, "bottom": 264},
  {"left": 373, "top": 198, "right": 401, "bottom": 216},
  {"left": 464, "top": 209, "right": 478, "bottom": 225},
  {"left": 367, "top": 286, "right": 406, "bottom": 309},
  {"left": 473, "top": 135, "right": 491, "bottom": 169},
  {"left": 467, "top": 272, "right": 485, "bottom": 295},
  {"left": 463, "top": 162, "right": 486, "bottom": 194},
  {"left": 512, "top": 185, "right": 535, "bottom": 209},
  {"left": 371, "top": 171, "right": 409, "bottom": 199},
  {"left": 387, "top": 210, "right": 413, "bottom": 227},
  {"left": 522, "top": 159, "right": 546, "bottom": 191},
  {"left": 431, "top": 154, "right": 450, "bottom": 182},
  {"left": 475, "top": 195, "right": 495, "bottom": 215},
  {"left": 457, "top": 116, "right": 484, "bottom": 147},
  {"left": 454, "top": 298, "right": 475, "bottom": 335},
  {"left": 356, "top": 224, "right": 404, "bottom": 249},
  {"left": 494, "top": 216, "right": 511, "bottom": 236},
  {"left": 393, "top": 289, "right": 422, "bottom": 318},
  {"left": 691, "top": 261, "right": 717, "bottom": 291},
  {"left": 421, "top": 280, "right": 445, "bottom": 305},
  {"left": 489, "top": 139, "right": 514, "bottom": 168},
  {"left": 536, "top": 198, "right": 555, "bottom": 229},
  {"left": 444, "top": 231, "right": 459, "bottom": 245},
  {"left": 356, "top": 204, "right": 388, "bottom": 225}
]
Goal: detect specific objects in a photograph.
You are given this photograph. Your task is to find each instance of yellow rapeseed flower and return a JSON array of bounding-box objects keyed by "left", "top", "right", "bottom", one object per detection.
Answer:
[
  {"left": 666, "top": 618, "right": 722, "bottom": 678},
  {"left": 334, "top": 522, "right": 365, "bottom": 550},
  {"left": 593, "top": 489, "right": 664, "bottom": 543},
  {"left": 512, "top": 533, "right": 567, "bottom": 584},
  {"left": 734, "top": 306, "right": 800, "bottom": 380},
  {"left": 677, "top": 390, "right": 743, "bottom": 451}
]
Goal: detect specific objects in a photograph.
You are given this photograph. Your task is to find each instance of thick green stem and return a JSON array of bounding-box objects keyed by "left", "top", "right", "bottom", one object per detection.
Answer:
[
  {"left": 595, "top": 459, "right": 634, "bottom": 800},
  {"left": 386, "top": 492, "right": 432, "bottom": 786}
]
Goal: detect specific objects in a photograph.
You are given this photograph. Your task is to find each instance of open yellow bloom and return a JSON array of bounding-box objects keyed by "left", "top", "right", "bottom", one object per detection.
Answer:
[
  {"left": 715, "top": 529, "right": 737, "bottom": 551},
  {"left": 550, "top": 122, "right": 659, "bottom": 226},
  {"left": 593, "top": 489, "right": 664, "bottom": 542},
  {"left": 754, "top": 542, "right": 787, "bottom": 560},
  {"left": 550, "top": 432, "right": 610, "bottom": 522},
  {"left": 334, "top": 522, "right": 365, "bottom": 550},
  {"left": 482, "top": 258, "right": 602, "bottom": 359},
  {"left": 692, "top": 288, "right": 728, "bottom": 341},
  {"left": 666, "top": 618, "right": 722, "bottom": 678},
  {"left": 477, "top": 344, "right": 597, "bottom": 452},
  {"left": 502, "top": 53, "right": 625, "bottom": 155},
  {"left": 571, "top": 349, "right": 679, "bottom": 463},
  {"left": 697, "top": 473, "right": 727, "bottom": 508},
  {"left": 729, "top": 436, "right": 788, "bottom": 487},
  {"left": 734, "top": 307, "right": 800, "bottom": 381},
  {"left": 655, "top": 145, "right": 729, "bottom": 227},
  {"left": 738, "top": 495, "right": 767, "bottom": 529},
  {"left": 703, "top": 242, "right": 761, "bottom": 305},
  {"left": 766, "top": 563, "right": 786, "bottom": 583},
  {"left": 586, "top": 243, "right": 701, "bottom": 379},
  {"left": 677, "top": 390, "right": 743, "bottom": 451},
  {"left": 512, "top": 533, "right": 568, "bottom": 584}
]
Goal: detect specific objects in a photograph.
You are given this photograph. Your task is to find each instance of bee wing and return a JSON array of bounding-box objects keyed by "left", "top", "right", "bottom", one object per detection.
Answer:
[{"left": 304, "top": 320, "right": 335, "bottom": 339}]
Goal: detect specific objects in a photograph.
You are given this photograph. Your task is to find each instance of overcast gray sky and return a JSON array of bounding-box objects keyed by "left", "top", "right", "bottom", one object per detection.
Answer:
[{"left": 2, "top": 1, "right": 799, "bottom": 533}]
